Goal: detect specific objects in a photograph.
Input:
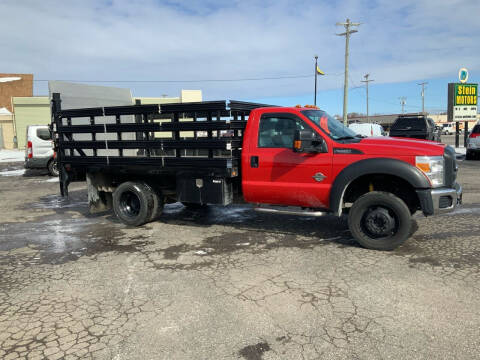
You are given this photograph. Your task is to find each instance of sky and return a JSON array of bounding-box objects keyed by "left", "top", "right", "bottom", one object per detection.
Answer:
[{"left": 0, "top": 0, "right": 479, "bottom": 115}]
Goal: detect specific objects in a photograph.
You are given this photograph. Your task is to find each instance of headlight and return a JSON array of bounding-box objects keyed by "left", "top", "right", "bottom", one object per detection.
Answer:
[{"left": 416, "top": 156, "right": 444, "bottom": 187}]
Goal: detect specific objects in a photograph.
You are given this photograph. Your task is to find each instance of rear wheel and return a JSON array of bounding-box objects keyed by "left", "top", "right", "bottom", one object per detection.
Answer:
[
  {"left": 47, "top": 160, "right": 59, "bottom": 177},
  {"left": 148, "top": 186, "right": 164, "bottom": 221},
  {"left": 113, "top": 182, "right": 154, "bottom": 226},
  {"left": 348, "top": 191, "right": 412, "bottom": 251}
]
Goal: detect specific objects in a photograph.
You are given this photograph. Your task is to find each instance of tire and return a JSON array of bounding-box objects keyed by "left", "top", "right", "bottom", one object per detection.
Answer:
[
  {"left": 348, "top": 191, "right": 412, "bottom": 251},
  {"left": 148, "top": 185, "right": 164, "bottom": 221},
  {"left": 113, "top": 181, "right": 154, "bottom": 226},
  {"left": 47, "top": 160, "right": 59, "bottom": 177}
]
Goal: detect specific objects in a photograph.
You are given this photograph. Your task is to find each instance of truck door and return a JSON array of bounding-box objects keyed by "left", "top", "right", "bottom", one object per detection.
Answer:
[{"left": 243, "top": 113, "right": 332, "bottom": 208}]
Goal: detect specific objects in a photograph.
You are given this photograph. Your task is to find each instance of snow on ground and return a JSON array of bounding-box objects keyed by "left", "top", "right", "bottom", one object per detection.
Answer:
[
  {"left": 0, "top": 150, "right": 24, "bottom": 163},
  {"left": 0, "top": 169, "right": 25, "bottom": 177}
]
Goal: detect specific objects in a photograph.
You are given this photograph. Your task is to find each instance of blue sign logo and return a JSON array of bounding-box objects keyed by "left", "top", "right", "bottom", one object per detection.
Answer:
[{"left": 459, "top": 68, "right": 469, "bottom": 83}]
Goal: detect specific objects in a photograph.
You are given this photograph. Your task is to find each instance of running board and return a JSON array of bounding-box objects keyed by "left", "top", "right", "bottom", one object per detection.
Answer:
[{"left": 254, "top": 206, "right": 328, "bottom": 217}]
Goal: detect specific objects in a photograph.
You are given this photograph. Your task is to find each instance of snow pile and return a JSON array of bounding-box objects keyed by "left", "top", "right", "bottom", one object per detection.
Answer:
[
  {"left": 0, "top": 150, "right": 24, "bottom": 163},
  {"left": 0, "top": 169, "right": 25, "bottom": 177}
]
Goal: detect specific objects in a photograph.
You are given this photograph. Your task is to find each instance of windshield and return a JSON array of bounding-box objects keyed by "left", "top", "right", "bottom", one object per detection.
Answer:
[
  {"left": 392, "top": 117, "right": 426, "bottom": 131},
  {"left": 301, "top": 110, "right": 357, "bottom": 140}
]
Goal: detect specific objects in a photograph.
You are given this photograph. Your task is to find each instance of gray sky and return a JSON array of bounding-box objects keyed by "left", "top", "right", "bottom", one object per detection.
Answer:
[{"left": 1, "top": 0, "right": 479, "bottom": 104}]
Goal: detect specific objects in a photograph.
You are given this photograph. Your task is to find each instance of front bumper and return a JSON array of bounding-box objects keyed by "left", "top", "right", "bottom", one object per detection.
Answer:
[{"left": 416, "top": 183, "right": 462, "bottom": 216}]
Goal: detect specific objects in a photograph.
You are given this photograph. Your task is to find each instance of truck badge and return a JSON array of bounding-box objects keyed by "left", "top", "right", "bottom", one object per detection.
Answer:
[{"left": 313, "top": 172, "right": 326, "bottom": 182}]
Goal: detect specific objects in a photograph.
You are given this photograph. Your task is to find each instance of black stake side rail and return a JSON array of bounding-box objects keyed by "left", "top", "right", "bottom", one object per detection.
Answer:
[
  {"left": 61, "top": 156, "right": 239, "bottom": 168},
  {"left": 51, "top": 93, "right": 275, "bottom": 196},
  {"left": 56, "top": 120, "right": 248, "bottom": 134},
  {"left": 59, "top": 139, "right": 243, "bottom": 150}
]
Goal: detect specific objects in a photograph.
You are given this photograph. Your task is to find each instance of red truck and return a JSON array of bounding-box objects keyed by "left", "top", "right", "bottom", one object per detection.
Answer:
[{"left": 51, "top": 95, "right": 462, "bottom": 250}]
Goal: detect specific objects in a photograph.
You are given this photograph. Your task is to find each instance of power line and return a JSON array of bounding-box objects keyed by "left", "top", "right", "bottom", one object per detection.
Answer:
[{"left": 32, "top": 73, "right": 348, "bottom": 84}]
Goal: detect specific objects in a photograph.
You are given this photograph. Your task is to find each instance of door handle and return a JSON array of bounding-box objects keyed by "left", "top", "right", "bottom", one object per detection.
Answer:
[{"left": 250, "top": 156, "right": 259, "bottom": 168}]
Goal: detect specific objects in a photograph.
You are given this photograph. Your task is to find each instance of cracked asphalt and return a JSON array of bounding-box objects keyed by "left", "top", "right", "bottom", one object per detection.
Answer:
[{"left": 0, "top": 159, "right": 479, "bottom": 359}]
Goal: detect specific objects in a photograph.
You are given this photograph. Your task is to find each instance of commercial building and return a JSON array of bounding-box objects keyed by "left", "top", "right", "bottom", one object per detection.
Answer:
[
  {"left": 9, "top": 89, "right": 202, "bottom": 149},
  {"left": 0, "top": 73, "right": 33, "bottom": 149},
  {"left": 12, "top": 96, "right": 51, "bottom": 149},
  {"left": 0, "top": 108, "right": 14, "bottom": 149}
]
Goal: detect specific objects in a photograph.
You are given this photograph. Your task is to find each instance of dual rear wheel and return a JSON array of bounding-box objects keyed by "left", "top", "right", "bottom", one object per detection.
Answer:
[{"left": 113, "top": 182, "right": 163, "bottom": 226}]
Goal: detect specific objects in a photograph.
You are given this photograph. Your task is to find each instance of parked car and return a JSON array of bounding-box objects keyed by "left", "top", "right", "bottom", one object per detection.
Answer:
[
  {"left": 348, "top": 123, "right": 386, "bottom": 137},
  {"left": 442, "top": 123, "right": 456, "bottom": 135},
  {"left": 389, "top": 114, "right": 441, "bottom": 142},
  {"left": 24, "top": 125, "right": 58, "bottom": 176},
  {"left": 50, "top": 95, "right": 461, "bottom": 251},
  {"left": 466, "top": 123, "right": 480, "bottom": 160}
]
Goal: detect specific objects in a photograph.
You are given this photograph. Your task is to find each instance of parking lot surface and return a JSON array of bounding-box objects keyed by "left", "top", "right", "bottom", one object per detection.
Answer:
[{"left": 0, "top": 157, "right": 479, "bottom": 360}]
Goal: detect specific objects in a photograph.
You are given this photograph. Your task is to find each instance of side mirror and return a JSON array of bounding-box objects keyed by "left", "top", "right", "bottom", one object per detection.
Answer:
[{"left": 293, "top": 130, "right": 327, "bottom": 153}]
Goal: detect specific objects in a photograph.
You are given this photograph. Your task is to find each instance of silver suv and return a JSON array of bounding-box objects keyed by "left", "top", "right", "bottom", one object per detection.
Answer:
[{"left": 466, "top": 123, "right": 480, "bottom": 160}]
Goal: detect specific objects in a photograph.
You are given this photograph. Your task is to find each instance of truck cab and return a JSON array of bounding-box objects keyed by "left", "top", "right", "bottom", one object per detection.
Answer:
[{"left": 241, "top": 106, "right": 461, "bottom": 250}]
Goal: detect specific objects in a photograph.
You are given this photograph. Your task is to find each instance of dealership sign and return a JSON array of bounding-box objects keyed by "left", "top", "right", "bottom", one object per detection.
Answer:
[{"left": 448, "top": 82, "right": 478, "bottom": 122}]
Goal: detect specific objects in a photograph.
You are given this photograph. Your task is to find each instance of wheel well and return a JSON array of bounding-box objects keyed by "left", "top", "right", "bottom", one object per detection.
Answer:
[{"left": 343, "top": 174, "right": 420, "bottom": 214}]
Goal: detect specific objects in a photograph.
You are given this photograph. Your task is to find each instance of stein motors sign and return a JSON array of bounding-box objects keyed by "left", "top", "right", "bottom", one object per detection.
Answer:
[{"left": 448, "top": 72, "right": 477, "bottom": 122}]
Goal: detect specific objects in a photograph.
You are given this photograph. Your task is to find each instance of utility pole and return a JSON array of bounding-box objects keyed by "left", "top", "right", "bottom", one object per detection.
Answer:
[
  {"left": 336, "top": 18, "right": 360, "bottom": 126},
  {"left": 418, "top": 82, "right": 427, "bottom": 113},
  {"left": 399, "top": 97, "right": 407, "bottom": 114},
  {"left": 361, "top": 74, "right": 374, "bottom": 123},
  {"left": 314, "top": 55, "right": 318, "bottom": 106}
]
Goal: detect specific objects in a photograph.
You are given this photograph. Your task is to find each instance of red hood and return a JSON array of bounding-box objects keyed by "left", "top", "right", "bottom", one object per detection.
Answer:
[{"left": 347, "top": 137, "right": 446, "bottom": 156}]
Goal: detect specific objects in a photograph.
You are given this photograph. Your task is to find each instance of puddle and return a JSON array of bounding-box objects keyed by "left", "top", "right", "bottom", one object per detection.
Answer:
[
  {"left": 2, "top": 192, "right": 150, "bottom": 265},
  {"left": 239, "top": 342, "right": 271, "bottom": 360},
  {"left": 29, "top": 193, "right": 87, "bottom": 210}
]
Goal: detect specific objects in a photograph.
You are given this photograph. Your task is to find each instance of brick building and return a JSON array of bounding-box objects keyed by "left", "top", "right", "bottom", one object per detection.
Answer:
[{"left": 0, "top": 74, "right": 33, "bottom": 112}]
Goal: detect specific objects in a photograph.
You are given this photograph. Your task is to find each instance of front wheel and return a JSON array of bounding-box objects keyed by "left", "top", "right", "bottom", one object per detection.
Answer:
[{"left": 348, "top": 191, "right": 412, "bottom": 251}]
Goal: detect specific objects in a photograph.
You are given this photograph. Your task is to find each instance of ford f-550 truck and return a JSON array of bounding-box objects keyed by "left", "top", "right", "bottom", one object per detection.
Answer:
[{"left": 50, "top": 94, "right": 462, "bottom": 250}]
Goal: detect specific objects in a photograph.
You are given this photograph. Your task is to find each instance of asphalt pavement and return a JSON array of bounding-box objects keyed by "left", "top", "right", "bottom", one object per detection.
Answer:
[{"left": 0, "top": 154, "right": 479, "bottom": 359}]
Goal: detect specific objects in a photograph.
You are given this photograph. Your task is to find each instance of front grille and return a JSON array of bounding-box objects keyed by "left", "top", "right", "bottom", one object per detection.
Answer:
[
  {"left": 439, "top": 196, "right": 453, "bottom": 208},
  {"left": 443, "top": 146, "right": 456, "bottom": 187}
]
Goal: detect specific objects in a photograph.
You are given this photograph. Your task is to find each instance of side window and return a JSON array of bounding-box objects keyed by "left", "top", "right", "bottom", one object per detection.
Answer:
[
  {"left": 258, "top": 116, "right": 307, "bottom": 148},
  {"left": 36, "top": 128, "right": 51, "bottom": 141}
]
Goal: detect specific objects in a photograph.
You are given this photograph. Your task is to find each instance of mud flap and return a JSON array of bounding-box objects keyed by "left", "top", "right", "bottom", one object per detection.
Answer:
[
  {"left": 59, "top": 164, "right": 70, "bottom": 197},
  {"left": 86, "top": 172, "right": 113, "bottom": 213}
]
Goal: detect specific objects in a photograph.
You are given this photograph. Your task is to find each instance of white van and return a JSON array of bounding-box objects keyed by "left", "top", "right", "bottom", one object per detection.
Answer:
[
  {"left": 348, "top": 123, "right": 386, "bottom": 137},
  {"left": 442, "top": 123, "right": 455, "bottom": 135},
  {"left": 24, "top": 125, "right": 58, "bottom": 176}
]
